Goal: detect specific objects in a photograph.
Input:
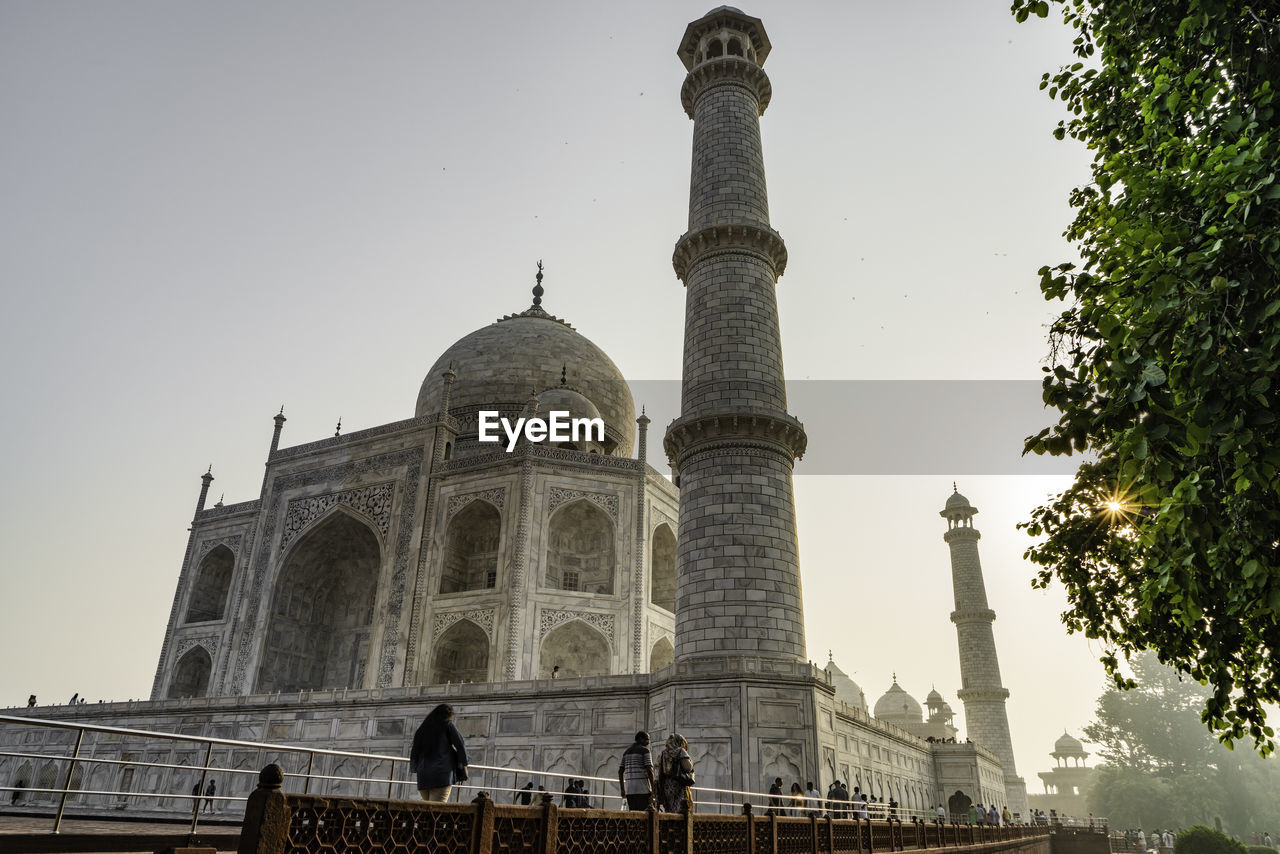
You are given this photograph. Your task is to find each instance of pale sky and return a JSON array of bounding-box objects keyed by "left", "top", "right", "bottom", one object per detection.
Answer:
[{"left": 0, "top": 1, "right": 1105, "bottom": 785}]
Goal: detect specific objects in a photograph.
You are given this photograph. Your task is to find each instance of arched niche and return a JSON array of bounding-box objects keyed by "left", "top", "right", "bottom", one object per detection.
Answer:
[
  {"left": 650, "top": 524, "right": 676, "bottom": 611},
  {"left": 430, "top": 619, "right": 490, "bottom": 684},
  {"left": 539, "top": 620, "right": 609, "bottom": 678},
  {"left": 440, "top": 501, "right": 500, "bottom": 594},
  {"left": 256, "top": 511, "right": 380, "bottom": 692},
  {"left": 650, "top": 637, "right": 673, "bottom": 672},
  {"left": 168, "top": 646, "right": 212, "bottom": 698},
  {"left": 10, "top": 761, "right": 31, "bottom": 803},
  {"left": 545, "top": 500, "right": 615, "bottom": 594},
  {"left": 185, "top": 545, "right": 234, "bottom": 623}
]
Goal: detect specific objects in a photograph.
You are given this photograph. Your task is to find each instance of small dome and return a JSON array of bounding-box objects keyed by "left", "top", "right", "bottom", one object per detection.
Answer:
[
  {"left": 873, "top": 680, "right": 922, "bottom": 723},
  {"left": 945, "top": 491, "right": 971, "bottom": 510},
  {"left": 536, "top": 387, "right": 602, "bottom": 423},
  {"left": 417, "top": 308, "right": 635, "bottom": 456},
  {"left": 824, "top": 656, "right": 868, "bottom": 712},
  {"left": 1054, "top": 731, "right": 1086, "bottom": 755},
  {"left": 925, "top": 686, "right": 945, "bottom": 705}
]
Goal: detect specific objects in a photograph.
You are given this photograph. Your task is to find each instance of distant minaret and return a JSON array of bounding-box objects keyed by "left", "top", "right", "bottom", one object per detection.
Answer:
[
  {"left": 664, "top": 8, "right": 808, "bottom": 662},
  {"left": 941, "top": 487, "right": 1028, "bottom": 815}
]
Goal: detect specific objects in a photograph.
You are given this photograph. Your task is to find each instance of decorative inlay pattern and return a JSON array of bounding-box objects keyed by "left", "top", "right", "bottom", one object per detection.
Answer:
[
  {"left": 445, "top": 488, "right": 506, "bottom": 520},
  {"left": 539, "top": 609, "right": 615, "bottom": 647},
  {"left": 547, "top": 487, "right": 618, "bottom": 522},
  {"left": 198, "top": 535, "right": 242, "bottom": 559},
  {"left": 175, "top": 635, "right": 219, "bottom": 660},
  {"left": 280, "top": 483, "right": 395, "bottom": 552},
  {"left": 433, "top": 609, "right": 496, "bottom": 640}
]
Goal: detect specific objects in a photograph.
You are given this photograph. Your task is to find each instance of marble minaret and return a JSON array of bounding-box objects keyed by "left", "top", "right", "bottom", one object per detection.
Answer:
[
  {"left": 664, "top": 6, "right": 808, "bottom": 664},
  {"left": 942, "top": 488, "right": 1028, "bottom": 816}
]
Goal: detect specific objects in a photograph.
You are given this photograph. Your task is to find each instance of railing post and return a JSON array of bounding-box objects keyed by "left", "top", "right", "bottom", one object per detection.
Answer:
[
  {"left": 744, "top": 802, "right": 757, "bottom": 854},
  {"left": 809, "top": 811, "right": 819, "bottom": 854},
  {"left": 649, "top": 806, "right": 661, "bottom": 854},
  {"left": 51, "top": 727, "right": 85, "bottom": 834},
  {"left": 823, "top": 813, "right": 834, "bottom": 854},
  {"left": 303, "top": 752, "right": 315, "bottom": 795},
  {"left": 471, "top": 792, "right": 494, "bottom": 854},
  {"left": 769, "top": 810, "right": 778, "bottom": 854},
  {"left": 540, "top": 793, "right": 558, "bottom": 854},
  {"left": 684, "top": 805, "right": 695, "bottom": 854},
  {"left": 917, "top": 818, "right": 927, "bottom": 850},
  {"left": 238, "top": 764, "right": 290, "bottom": 854}
]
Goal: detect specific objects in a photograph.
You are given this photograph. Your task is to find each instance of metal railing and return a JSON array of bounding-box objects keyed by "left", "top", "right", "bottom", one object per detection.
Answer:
[{"left": 0, "top": 715, "right": 1073, "bottom": 838}]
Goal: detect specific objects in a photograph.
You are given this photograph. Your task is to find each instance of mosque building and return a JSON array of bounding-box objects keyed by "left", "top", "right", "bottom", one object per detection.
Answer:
[
  {"left": 1027, "top": 732, "right": 1094, "bottom": 817},
  {"left": 2, "top": 6, "right": 1025, "bottom": 820}
]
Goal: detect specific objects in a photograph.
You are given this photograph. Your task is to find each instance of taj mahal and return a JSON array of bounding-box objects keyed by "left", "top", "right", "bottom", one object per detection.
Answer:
[{"left": 2, "top": 7, "right": 1030, "bottom": 820}]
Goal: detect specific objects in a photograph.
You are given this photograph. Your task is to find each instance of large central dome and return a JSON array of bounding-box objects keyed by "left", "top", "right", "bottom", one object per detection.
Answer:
[{"left": 416, "top": 304, "right": 636, "bottom": 457}]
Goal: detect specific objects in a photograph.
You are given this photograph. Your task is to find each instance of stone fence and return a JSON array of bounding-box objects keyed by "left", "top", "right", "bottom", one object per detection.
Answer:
[{"left": 237, "top": 764, "right": 1051, "bottom": 854}]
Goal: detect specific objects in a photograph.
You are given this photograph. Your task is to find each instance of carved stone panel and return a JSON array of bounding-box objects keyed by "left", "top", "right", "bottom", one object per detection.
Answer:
[
  {"left": 445, "top": 488, "right": 506, "bottom": 521},
  {"left": 538, "top": 609, "right": 615, "bottom": 646},
  {"left": 547, "top": 487, "right": 618, "bottom": 522},
  {"left": 280, "top": 483, "right": 395, "bottom": 552},
  {"left": 432, "top": 608, "right": 496, "bottom": 640}
]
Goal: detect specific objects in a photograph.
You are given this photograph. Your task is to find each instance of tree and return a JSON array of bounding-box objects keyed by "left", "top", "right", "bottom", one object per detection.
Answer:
[
  {"left": 1083, "top": 652, "right": 1280, "bottom": 834},
  {"left": 1174, "top": 826, "right": 1247, "bottom": 854},
  {"left": 1010, "top": 0, "right": 1280, "bottom": 751}
]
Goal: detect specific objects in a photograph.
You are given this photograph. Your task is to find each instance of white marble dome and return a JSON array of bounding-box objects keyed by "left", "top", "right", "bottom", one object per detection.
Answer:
[
  {"left": 416, "top": 305, "right": 635, "bottom": 456},
  {"left": 873, "top": 680, "right": 923, "bottom": 723}
]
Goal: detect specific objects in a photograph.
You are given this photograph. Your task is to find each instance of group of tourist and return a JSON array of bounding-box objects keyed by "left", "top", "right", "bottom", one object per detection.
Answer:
[{"left": 617, "top": 730, "right": 696, "bottom": 813}]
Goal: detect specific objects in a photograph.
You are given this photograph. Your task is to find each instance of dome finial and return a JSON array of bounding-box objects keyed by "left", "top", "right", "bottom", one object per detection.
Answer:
[
  {"left": 532, "top": 260, "right": 545, "bottom": 308},
  {"left": 953, "top": 481, "right": 958, "bottom": 493},
  {"left": 334, "top": 417, "right": 342, "bottom": 437},
  {"left": 561, "top": 363, "right": 567, "bottom": 386}
]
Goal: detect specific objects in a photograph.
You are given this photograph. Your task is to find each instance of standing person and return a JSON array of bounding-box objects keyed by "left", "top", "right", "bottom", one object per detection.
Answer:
[
  {"left": 1003, "top": 806, "right": 1011, "bottom": 826},
  {"left": 804, "top": 781, "right": 821, "bottom": 817},
  {"left": 790, "top": 782, "right": 804, "bottom": 817},
  {"left": 656, "top": 733, "right": 694, "bottom": 814},
  {"left": 517, "top": 781, "right": 534, "bottom": 805},
  {"left": 1137, "top": 828, "right": 1146, "bottom": 851},
  {"left": 768, "top": 778, "right": 783, "bottom": 815},
  {"left": 203, "top": 779, "right": 216, "bottom": 813},
  {"left": 26, "top": 695, "right": 36, "bottom": 708},
  {"left": 1264, "top": 832, "right": 1273, "bottom": 849},
  {"left": 618, "top": 731, "right": 655, "bottom": 810},
  {"left": 410, "top": 703, "right": 469, "bottom": 803},
  {"left": 936, "top": 804, "right": 947, "bottom": 823}
]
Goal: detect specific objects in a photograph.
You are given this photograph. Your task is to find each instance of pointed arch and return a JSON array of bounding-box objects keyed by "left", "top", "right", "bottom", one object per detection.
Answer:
[
  {"left": 650, "top": 636, "right": 674, "bottom": 672},
  {"left": 539, "top": 619, "right": 609, "bottom": 678},
  {"left": 36, "top": 762, "right": 57, "bottom": 803},
  {"left": 168, "top": 646, "right": 212, "bottom": 698},
  {"left": 256, "top": 509, "right": 380, "bottom": 692},
  {"left": 185, "top": 545, "right": 234, "bottom": 623},
  {"left": 440, "top": 500, "right": 501, "bottom": 593},
  {"left": 10, "top": 761, "right": 31, "bottom": 804},
  {"left": 546, "top": 499, "right": 615, "bottom": 594},
  {"left": 650, "top": 523, "right": 676, "bottom": 611},
  {"left": 430, "top": 619, "right": 490, "bottom": 684}
]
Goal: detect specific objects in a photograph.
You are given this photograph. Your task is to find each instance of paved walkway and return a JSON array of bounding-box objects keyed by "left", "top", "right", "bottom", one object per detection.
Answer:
[{"left": 0, "top": 810, "right": 240, "bottom": 852}]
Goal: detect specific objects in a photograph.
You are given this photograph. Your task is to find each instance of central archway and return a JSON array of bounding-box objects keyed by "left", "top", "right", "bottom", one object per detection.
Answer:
[
  {"left": 430, "top": 619, "right": 490, "bottom": 684},
  {"left": 256, "top": 511, "right": 380, "bottom": 692},
  {"left": 545, "top": 500, "right": 615, "bottom": 594},
  {"left": 168, "top": 646, "right": 212, "bottom": 698},
  {"left": 539, "top": 620, "right": 609, "bottom": 678}
]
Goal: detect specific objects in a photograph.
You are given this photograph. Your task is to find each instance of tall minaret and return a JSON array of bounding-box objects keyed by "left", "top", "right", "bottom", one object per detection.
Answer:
[
  {"left": 941, "top": 488, "right": 1028, "bottom": 816},
  {"left": 664, "top": 8, "right": 808, "bottom": 663}
]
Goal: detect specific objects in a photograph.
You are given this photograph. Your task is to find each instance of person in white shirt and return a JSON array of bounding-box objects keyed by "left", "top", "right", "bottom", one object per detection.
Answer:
[{"left": 804, "top": 782, "right": 822, "bottom": 817}]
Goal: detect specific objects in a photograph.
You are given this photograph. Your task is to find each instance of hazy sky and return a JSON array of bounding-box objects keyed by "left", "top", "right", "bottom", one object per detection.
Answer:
[{"left": 0, "top": 2, "right": 1106, "bottom": 783}]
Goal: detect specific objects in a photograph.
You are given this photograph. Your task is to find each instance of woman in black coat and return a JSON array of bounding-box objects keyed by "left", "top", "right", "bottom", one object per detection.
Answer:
[{"left": 410, "top": 704, "right": 469, "bottom": 802}]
